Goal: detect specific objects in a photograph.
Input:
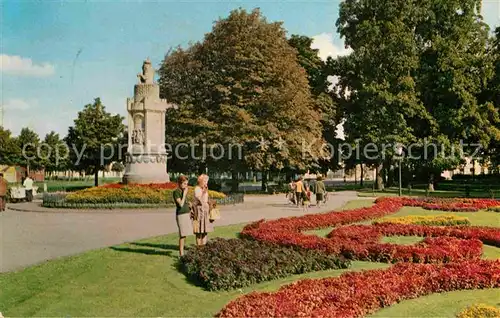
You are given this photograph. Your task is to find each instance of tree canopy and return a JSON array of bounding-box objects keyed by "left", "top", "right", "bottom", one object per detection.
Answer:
[
  {"left": 64, "top": 98, "right": 124, "bottom": 186},
  {"left": 160, "top": 8, "right": 325, "bottom": 189}
]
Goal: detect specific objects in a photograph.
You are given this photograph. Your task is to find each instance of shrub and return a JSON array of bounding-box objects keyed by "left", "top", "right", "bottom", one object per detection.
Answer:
[
  {"left": 457, "top": 304, "right": 500, "bottom": 318},
  {"left": 179, "top": 238, "right": 350, "bottom": 291},
  {"left": 217, "top": 260, "right": 500, "bottom": 318},
  {"left": 375, "top": 214, "right": 471, "bottom": 226}
]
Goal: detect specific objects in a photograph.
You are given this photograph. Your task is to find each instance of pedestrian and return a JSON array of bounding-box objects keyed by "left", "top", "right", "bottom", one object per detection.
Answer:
[
  {"left": 192, "top": 174, "right": 213, "bottom": 246},
  {"left": 23, "top": 175, "right": 34, "bottom": 202},
  {"left": 302, "top": 185, "right": 310, "bottom": 212},
  {"left": 0, "top": 173, "right": 8, "bottom": 212},
  {"left": 173, "top": 175, "right": 192, "bottom": 256},
  {"left": 295, "top": 176, "right": 304, "bottom": 207},
  {"left": 305, "top": 184, "right": 312, "bottom": 209},
  {"left": 287, "top": 178, "right": 296, "bottom": 204},
  {"left": 315, "top": 175, "right": 326, "bottom": 208}
]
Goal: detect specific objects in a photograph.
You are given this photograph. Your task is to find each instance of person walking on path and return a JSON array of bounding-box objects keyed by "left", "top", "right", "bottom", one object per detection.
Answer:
[
  {"left": 23, "top": 175, "right": 34, "bottom": 202},
  {"left": 287, "top": 178, "right": 296, "bottom": 204},
  {"left": 0, "top": 173, "right": 8, "bottom": 212},
  {"left": 173, "top": 175, "right": 192, "bottom": 256},
  {"left": 192, "top": 174, "right": 213, "bottom": 246},
  {"left": 295, "top": 176, "right": 304, "bottom": 207},
  {"left": 314, "top": 175, "right": 327, "bottom": 208}
]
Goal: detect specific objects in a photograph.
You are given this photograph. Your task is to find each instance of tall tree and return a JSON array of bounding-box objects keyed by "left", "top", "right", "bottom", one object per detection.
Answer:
[
  {"left": 288, "top": 35, "right": 342, "bottom": 174},
  {"left": 333, "top": 0, "right": 499, "bottom": 189},
  {"left": 480, "top": 27, "right": 500, "bottom": 172},
  {"left": 160, "top": 9, "right": 325, "bottom": 191},
  {"left": 64, "top": 98, "right": 124, "bottom": 186},
  {"left": 0, "top": 127, "right": 21, "bottom": 166},
  {"left": 413, "top": 0, "right": 498, "bottom": 186},
  {"left": 17, "top": 127, "right": 42, "bottom": 173},
  {"left": 335, "top": 0, "right": 429, "bottom": 190},
  {"left": 40, "top": 131, "right": 69, "bottom": 176}
]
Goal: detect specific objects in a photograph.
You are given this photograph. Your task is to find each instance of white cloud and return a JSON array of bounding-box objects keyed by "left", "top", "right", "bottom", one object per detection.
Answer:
[
  {"left": 311, "top": 33, "right": 352, "bottom": 61},
  {"left": 0, "top": 54, "right": 55, "bottom": 77},
  {"left": 1, "top": 98, "right": 35, "bottom": 111},
  {"left": 0, "top": 98, "right": 68, "bottom": 137}
]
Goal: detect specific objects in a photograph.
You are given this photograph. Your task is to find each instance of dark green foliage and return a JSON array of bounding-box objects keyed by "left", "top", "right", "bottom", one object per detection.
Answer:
[
  {"left": 179, "top": 238, "right": 351, "bottom": 291},
  {"left": 0, "top": 127, "right": 21, "bottom": 166},
  {"left": 64, "top": 98, "right": 125, "bottom": 186}
]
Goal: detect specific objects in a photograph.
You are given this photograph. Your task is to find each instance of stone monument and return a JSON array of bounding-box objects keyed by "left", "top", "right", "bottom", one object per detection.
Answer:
[{"left": 123, "top": 58, "right": 176, "bottom": 184}]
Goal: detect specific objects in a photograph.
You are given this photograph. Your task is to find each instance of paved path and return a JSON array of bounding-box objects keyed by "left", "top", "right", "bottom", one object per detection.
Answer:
[{"left": 0, "top": 192, "right": 361, "bottom": 273}]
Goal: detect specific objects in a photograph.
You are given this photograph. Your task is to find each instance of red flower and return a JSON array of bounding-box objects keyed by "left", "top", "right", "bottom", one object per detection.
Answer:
[{"left": 217, "top": 260, "right": 500, "bottom": 317}]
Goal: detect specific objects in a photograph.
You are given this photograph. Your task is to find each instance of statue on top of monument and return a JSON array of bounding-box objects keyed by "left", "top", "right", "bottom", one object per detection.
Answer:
[{"left": 137, "top": 58, "right": 154, "bottom": 84}]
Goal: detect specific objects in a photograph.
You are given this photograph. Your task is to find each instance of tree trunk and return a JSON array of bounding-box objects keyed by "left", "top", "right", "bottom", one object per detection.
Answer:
[
  {"left": 360, "top": 163, "right": 364, "bottom": 187},
  {"left": 472, "top": 159, "right": 475, "bottom": 181},
  {"left": 383, "top": 160, "right": 392, "bottom": 188},
  {"left": 354, "top": 165, "right": 357, "bottom": 185},
  {"left": 376, "top": 164, "right": 384, "bottom": 191},
  {"left": 231, "top": 168, "right": 239, "bottom": 193},
  {"left": 261, "top": 170, "right": 268, "bottom": 192},
  {"left": 94, "top": 169, "right": 99, "bottom": 187}
]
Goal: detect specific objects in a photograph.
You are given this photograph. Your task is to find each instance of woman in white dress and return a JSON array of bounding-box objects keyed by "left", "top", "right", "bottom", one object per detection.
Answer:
[{"left": 192, "top": 174, "right": 213, "bottom": 246}]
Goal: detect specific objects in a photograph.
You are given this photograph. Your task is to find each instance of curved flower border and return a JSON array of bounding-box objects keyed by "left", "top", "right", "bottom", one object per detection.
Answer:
[
  {"left": 218, "top": 260, "right": 500, "bottom": 317},
  {"left": 221, "top": 197, "right": 500, "bottom": 317}
]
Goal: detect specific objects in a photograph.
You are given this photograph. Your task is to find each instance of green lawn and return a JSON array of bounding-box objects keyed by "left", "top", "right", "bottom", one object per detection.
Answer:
[
  {"left": 1, "top": 200, "right": 498, "bottom": 317},
  {"left": 369, "top": 288, "right": 500, "bottom": 317},
  {"left": 0, "top": 224, "right": 386, "bottom": 317}
]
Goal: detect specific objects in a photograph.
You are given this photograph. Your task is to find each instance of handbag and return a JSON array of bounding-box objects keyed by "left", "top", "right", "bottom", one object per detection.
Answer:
[{"left": 209, "top": 207, "right": 220, "bottom": 221}]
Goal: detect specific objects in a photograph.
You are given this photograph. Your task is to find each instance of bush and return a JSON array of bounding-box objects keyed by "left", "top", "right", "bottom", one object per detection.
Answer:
[
  {"left": 457, "top": 304, "right": 500, "bottom": 318},
  {"left": 208, "top": 179, "right": 222, "bottom": 192},
  {"left": 375, "top": 214, "right": 471, "bottom": 226},
  {"left": 179, "top": 238, "right": 350, "bottom": 291}
]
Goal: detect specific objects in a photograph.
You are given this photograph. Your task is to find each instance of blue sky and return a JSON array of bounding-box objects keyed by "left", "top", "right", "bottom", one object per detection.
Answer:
[{"left": 1, "top": 0, "right": 499, "bottom": 137}]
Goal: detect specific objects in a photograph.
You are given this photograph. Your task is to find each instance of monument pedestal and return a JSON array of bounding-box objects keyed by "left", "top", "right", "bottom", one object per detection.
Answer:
[
  {"left": 123, "top": 154, "right": 170, "bottom": 184},
  {"left": 122, "top": 58, "right": 176, "bottom": 185}
]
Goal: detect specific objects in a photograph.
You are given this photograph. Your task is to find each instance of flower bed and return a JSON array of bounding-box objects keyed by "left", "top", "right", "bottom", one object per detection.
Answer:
[
  {"left": 42, "top": 184, "right": 234, "bottom": 208},
  {"left": 457, "top": 303, "right": 500, "bottom": 318},
  {"left": 217, "top": 260, "right": 500, "bottom": 317},
  {"left": 241, "top": 197, "right": 499, "bottom": 263},
  {"left": 219, "top": 197, "right": 500, "bottom": 316},
  {"left": 401, "top": 197, "right": 499, "bottom": 212},
  {"left": 65, "top": 185, "right": 225, "bottom": 204},
  {"left": 374, "top": 214, "right": 470, "bottom": 226},
  {"left": 180, "top": 238, "right": 350, "bottom": 291}
]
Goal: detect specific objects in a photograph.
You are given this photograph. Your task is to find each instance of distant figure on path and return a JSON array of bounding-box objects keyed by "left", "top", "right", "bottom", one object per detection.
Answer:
[
  {"left": 23, "top": 175, "right": 34, "bottom": 202},
  {"left": 295, "top": 176, "right": 304, "bottom": 207},
  {"left": 193, "top": 174, "right": 213, "bottom": 246},
  {"left": 314, "top": 175, "right": 326, "bottom": 208},
  {"left": 287, "top": 178, "right": 296, "bottom": 204},
  {"left": 302, "top": 184, "right": 311, "bottom": 212},
  {"left": 173, "top": 175, "right": 192, "bottom": 256},
  {"left": 0, "top": 173, "right": 8, "bottom": 211}
]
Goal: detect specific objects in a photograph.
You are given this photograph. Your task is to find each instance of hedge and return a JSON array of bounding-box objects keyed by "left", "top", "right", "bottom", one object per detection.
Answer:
[{"left": 179, "top": 238, "right": 350, "bottom": 291}]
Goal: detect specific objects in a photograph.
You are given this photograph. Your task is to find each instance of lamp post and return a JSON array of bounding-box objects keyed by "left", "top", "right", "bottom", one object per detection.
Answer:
[{"left": 396, "top": 145, "right": 403, "bottom": 196}]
